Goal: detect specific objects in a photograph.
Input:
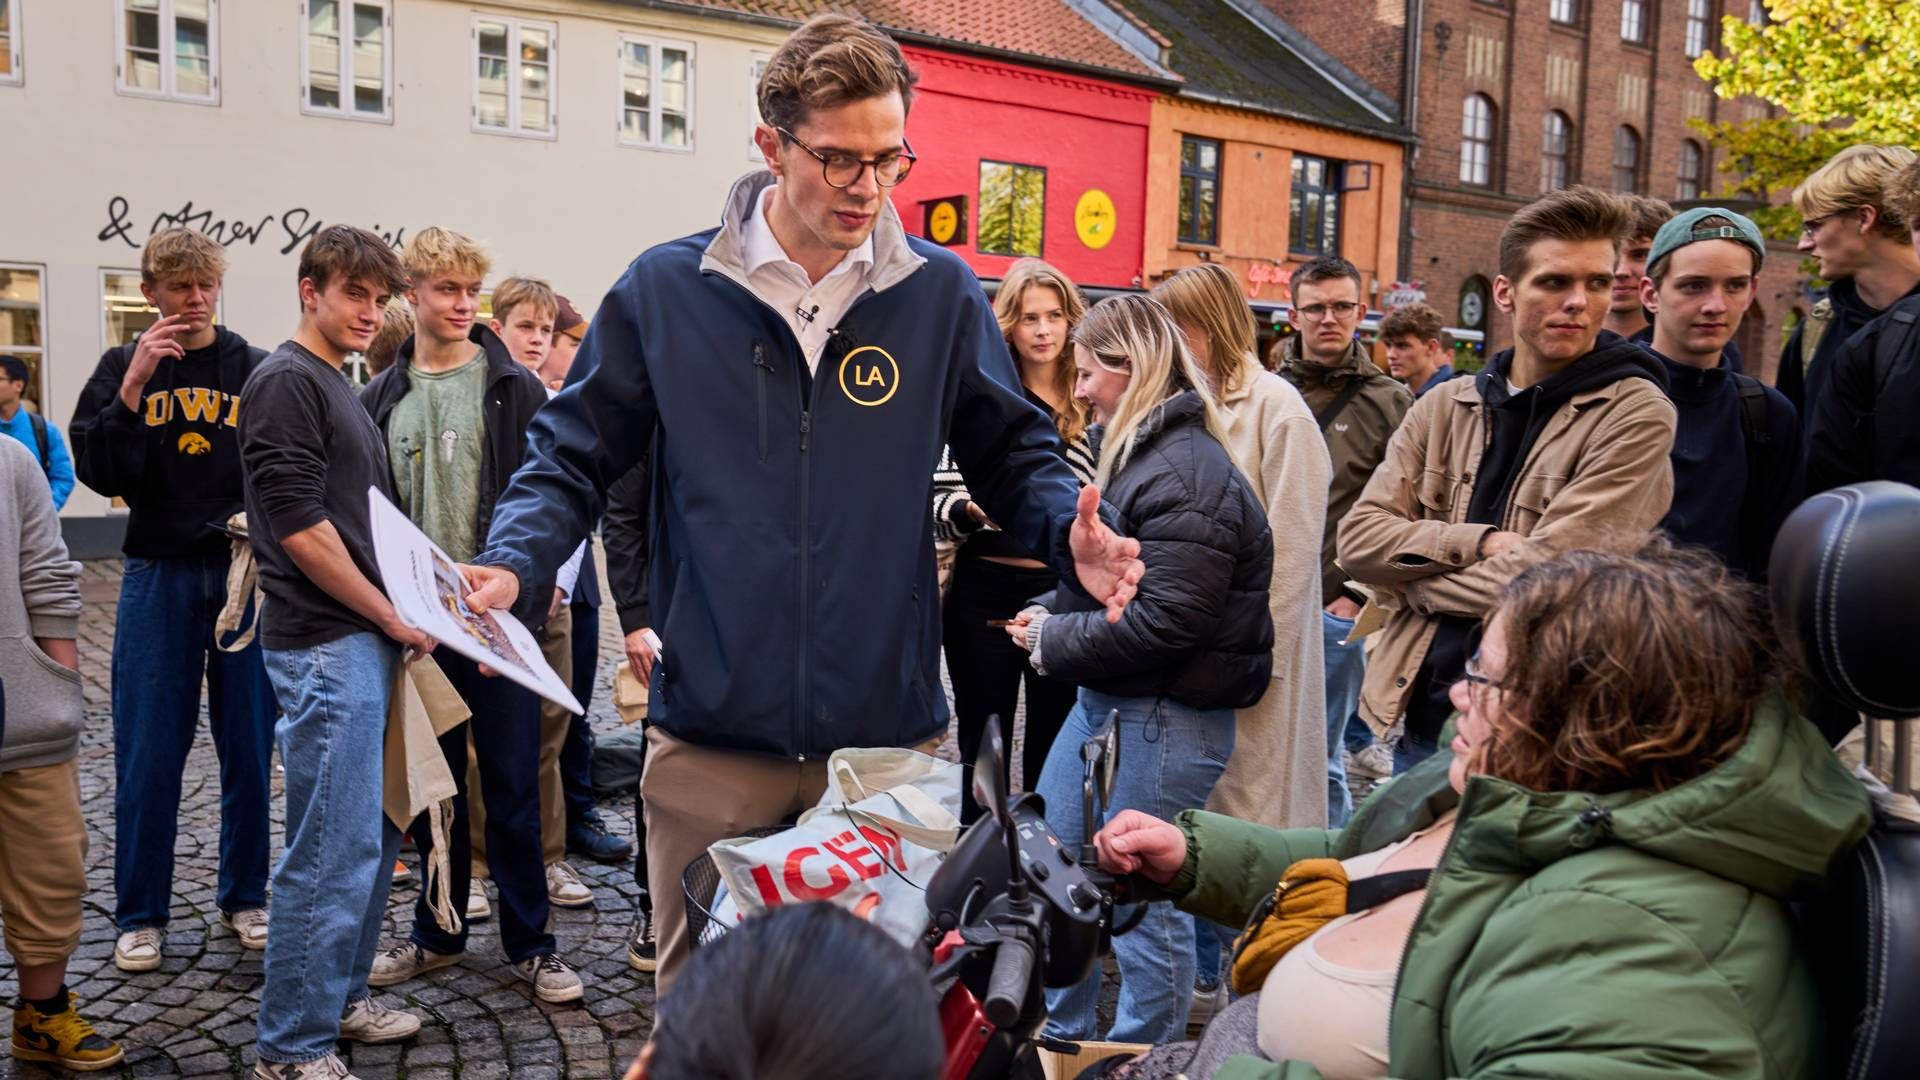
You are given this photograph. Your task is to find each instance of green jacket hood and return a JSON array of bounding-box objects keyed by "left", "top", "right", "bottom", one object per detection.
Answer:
[{"left": 1450, "top": 696, "right": 1870, "bottom": 900}]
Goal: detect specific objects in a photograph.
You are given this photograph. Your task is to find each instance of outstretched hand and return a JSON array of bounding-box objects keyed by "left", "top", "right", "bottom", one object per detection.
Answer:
[
  {"left": 1069, "top": 485, "right": 1143, "bottom": 624},
  {"left": 1093, "top": 810, "right": 1188, "bottom": 885}
]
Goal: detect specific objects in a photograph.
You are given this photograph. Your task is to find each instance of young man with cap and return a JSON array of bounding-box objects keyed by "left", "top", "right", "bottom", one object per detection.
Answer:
[
  {"left": 458, "top": 14, "right": 1143, "bottom": 991},
  {"left": 1339, "top": 187, "right": 1677, "bottom": 773},
  {"left": 67, "top": 227, "right": 278, "bottom": 971},
  {"left": 1808, "top": 156, "right": 1920, "bottom": 494},
  {"left": 0, "top": 356, "right": 72, "bottom": 509},
  {"left": 1640, "top": 208, "right": 1802, "bottom": 578}
]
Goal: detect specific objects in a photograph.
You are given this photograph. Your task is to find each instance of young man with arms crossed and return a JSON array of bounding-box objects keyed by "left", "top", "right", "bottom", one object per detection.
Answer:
[
  {"left": 459, "top": 14, "right": 1143, "bottom": 991},
  {"left": 241, "top": 226, "right": 430, "bottom": 1079},
  {"left": 0, "top": 357, "right": 73, "bottom": 509},
  {"left": 1778, "top": 144, "right": 1920, "bottom": 424},
  {"left": 1639, "top": 208, "right": 1803, "bottom": 578},
  {"left": 68, "top": 228, "right": 278, "bottom": 972},
  {"left": 359, "top": 231, "right": 583, "bottom": 1003},
  {"left": 1380, "top": 302, "right": 1455, "bottom": 398},
  {"left": 1339, "top": 187, "right": 1677, "bottom": 772},
  {"left": 1273, "top": 256, "right": 1412, "bottom": 825}
]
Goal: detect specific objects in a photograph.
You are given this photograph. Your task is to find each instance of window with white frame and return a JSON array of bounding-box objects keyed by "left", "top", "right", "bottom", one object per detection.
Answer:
[
  {"left": 1, "top": 0, "right": 22, "bottom": 86},
  {"left": 303, "top": 0, "right": 390, "bottom": 120},
  {"left": 1550, "top": 0, "right": 1578, "bottom": 24},
  {"left": 618, "top": 35, "right": 693, "bottom": 150},
  {"left": 1677, "top": 140, "right": 1706, "bottom": 201},
  {"left": 1686, "top": 0, "right": 1712, "bottom": 58},
  {"left": 473, "top": 16, "right": 555, "bottom": 138},
  {"left": 118, "top": 0, "right": 219, "bottom": 103},
  {"left": 748, "top": 53, "right": 770, "bottom": 160},
  {"left": 1461, "top": 94, "right": 1496, "bottom": 188},
  {"left": 0, "top": 264, "right": 48, "bottom": 412},
  {"left": 1620, "top": 0, "right": 1646, "bottom": 44}
]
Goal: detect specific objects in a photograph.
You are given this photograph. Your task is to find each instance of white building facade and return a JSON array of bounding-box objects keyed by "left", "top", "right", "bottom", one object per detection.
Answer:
[{"left": 0, "top": 0, "right": 791, "bottom": 544}]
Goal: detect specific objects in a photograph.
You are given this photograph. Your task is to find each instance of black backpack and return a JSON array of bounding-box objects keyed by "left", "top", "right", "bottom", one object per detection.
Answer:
[
  {"left": 25, "top": 410, "right": 51, "bottom": 478},
  {"left": 1870, "top": 296, "right": 1920, "bottom": 398}
]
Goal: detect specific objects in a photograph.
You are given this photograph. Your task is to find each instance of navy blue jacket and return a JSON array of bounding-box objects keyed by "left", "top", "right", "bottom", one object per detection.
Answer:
[
  {"left": 476, "top": 174, "right": 1085, "bottom": 758},
  {"left": 1654, "top": 352, "right": 1802, "bottom": 579}
]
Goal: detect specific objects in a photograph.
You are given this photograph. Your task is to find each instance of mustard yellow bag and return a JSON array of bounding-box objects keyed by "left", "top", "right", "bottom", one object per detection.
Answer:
[{"left": 1228, "top": 859, "right": 1432, "bottom": 996}]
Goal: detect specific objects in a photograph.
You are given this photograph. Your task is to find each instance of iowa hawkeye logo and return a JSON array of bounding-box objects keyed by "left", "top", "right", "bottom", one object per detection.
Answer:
[{"left": 838, "top": 345, "right": 899, "bottom": 407}]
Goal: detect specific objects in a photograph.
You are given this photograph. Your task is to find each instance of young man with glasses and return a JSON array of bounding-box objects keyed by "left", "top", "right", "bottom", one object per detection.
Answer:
[
  {"left": 1777, "top": 145, "right": 1920, "bottom": 426},
  {"left": 1339, "top": 186, "right": 1676, "bottom": 774},
  {"left": 1273, "top": 256, "right": 1411, "bottom": 827},
  {"left": 456, "top": 14, "right": 1143, "bottom": 992}
]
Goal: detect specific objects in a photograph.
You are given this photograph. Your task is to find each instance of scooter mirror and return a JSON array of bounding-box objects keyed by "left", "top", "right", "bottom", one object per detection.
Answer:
[{"left": 973, "top": 715, "right": 1010, "bottom": 825}]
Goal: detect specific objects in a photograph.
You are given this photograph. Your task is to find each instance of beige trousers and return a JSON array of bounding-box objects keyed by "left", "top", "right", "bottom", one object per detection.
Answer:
[
  {"left": 470, "top": 606, "right": 573, "bottom": 876},
  {"left": 0, "top": 759, "right": 88, "bottom": 966}
]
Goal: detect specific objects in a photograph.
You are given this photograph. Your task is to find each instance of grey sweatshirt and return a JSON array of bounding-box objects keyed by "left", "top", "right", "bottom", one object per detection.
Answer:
[{"left": 0, "top": 435, "right": 84, "bottom": 772}]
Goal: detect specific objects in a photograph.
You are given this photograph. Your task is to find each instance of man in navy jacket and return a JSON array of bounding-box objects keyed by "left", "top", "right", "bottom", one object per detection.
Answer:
[{"left": 461, "top": 15, "right": 1143, "bottom": 989}]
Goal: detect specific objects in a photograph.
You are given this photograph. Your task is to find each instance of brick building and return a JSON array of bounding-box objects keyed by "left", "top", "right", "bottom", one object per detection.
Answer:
[{"left": 1259, "top": 0, "right": 1806, "bottom": 377}]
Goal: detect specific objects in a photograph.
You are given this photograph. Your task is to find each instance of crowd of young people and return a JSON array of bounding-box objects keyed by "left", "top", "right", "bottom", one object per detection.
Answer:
[{"left": 4, "top": 10, "right": 1920, "bottom": 1078}]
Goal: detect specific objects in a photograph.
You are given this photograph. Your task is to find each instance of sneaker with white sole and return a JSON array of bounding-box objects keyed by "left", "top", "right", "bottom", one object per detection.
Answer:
[
  {"left": 1189, "top": 980, "right": 1229, "bottom": 1027},
  {"left": 1347, "top": 742, "right": 1394, "bottom": 782},
  {"left": 366, "top": 941, "right": 461, "bottom": 988},
  {"left": 511, "top": 952, "right": 584, "bottom": 1003},
  {"left": 112, "top": 927, "right": 164, "bottom": 972},
  {"left": 337, "top": 995, "right": 422, "bottom": 1045},
  {"left": 253, "top": 1051, "right": 356, "bottom": 1079},
  {"left": 545, "top": 861, "right": 594, "bottom": 908},
  {"left": 220, "top": 907, "right": 270, "bottom": 950},
  {"left": 466, "top": 879, "right": 492, "bottom": 922},
  {"left": 627, "top": 905, "right": 656, "bottom": 973}
]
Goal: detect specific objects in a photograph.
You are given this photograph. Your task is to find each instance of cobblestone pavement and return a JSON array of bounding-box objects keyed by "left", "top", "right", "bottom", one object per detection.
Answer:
[{"left": 3, "top": 558, "right": 1077, "bottom": 1078}]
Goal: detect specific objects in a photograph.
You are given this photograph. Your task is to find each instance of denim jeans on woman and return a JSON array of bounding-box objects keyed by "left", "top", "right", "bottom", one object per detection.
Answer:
[
  {"left": 256, "top": 632, "right": 404, "bottom": 1066},
  {"left": 1322, "top": 611, "right": 1366, "bottom": 828},
  {"left": 1035, "top": 688, "right": 1234, "bottom": 1045},
  {"left": 112, "top": 552, "right": 278, "bottom": 930}
]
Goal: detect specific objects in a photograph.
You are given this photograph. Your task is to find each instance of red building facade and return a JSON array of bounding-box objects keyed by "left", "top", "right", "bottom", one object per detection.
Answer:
[{"left": 896, "top": 45, "right": 1159, "bottom": 290}]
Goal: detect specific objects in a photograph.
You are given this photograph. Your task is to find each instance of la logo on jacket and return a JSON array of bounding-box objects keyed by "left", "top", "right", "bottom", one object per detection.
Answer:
[{"left": 839, "top": 345, "right": 899, "bottom": 407}]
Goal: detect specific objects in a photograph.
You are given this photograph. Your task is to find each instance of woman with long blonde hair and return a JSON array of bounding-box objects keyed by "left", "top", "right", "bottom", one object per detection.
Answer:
[
  {"left": 931, "top": 259, "right": 1094, "bottom": 822},
  {"left": 1153, "top": 263, "right": 1331, "bottom": 1017},
  {"left": 1006, "top": 294, "right": 1275, "bottom": 1044}
]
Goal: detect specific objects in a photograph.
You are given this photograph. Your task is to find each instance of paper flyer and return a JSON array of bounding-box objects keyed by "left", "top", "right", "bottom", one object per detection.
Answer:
[{"left": 369, "top": 486, "right": 584, "bottom": 715}]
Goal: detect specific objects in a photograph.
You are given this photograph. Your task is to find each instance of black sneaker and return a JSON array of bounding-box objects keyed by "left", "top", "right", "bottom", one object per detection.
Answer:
[
  {"left": 627, "top": 904, "right": 657, "bottom": 973},
  {"left": 566, "top": 809, "right": 635, "bottom": 863}
]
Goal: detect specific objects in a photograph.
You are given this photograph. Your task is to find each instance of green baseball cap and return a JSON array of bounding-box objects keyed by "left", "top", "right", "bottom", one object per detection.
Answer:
[{"left": 1647, "top": 206, "right": 1767, "bottom": 273}]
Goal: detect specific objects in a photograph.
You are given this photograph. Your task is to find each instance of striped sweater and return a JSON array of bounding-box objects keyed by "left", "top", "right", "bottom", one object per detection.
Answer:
[{"left": 933, "top": 427, "right": 1095, "bottom": 549}]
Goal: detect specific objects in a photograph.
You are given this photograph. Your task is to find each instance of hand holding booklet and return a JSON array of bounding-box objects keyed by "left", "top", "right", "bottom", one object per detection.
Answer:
[{"left": 368, "top": 487, "right": 584, "bottom": 714}]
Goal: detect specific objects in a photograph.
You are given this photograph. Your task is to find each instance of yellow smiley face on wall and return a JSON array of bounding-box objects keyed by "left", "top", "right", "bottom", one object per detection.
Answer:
[{"left": 839, "top": 345, "right": 900, "bottom": 407}]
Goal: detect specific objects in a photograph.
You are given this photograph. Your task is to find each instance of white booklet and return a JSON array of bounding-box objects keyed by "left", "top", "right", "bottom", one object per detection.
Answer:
[{"left": 369, "top": 486, "right": 584, "bottom": 715}]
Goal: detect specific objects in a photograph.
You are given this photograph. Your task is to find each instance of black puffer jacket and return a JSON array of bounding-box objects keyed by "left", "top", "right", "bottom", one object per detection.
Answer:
[{"left": 1037, "top": 390, "right": 1274, "bottom": 710}]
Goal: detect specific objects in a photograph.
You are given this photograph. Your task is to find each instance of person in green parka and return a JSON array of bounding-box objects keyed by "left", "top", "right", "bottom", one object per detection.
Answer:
[{"left": 1090, "top": 539, "right": 1871, "bottom": 1079}]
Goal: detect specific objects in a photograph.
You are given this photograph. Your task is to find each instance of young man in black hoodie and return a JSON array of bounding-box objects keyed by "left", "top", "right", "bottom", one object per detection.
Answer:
[
  {"left": 1777, "top": 144, "right": 1920, "bottom": 426},
  {"left": 1339, "top": 186, "right": 1678, "bottom": 772},
  {"left": 357, "top": 228, "right": 583, "bottom": 1004},
  {"left": 1639, "top": 208, "right": 1803, "bottom": 578},
  {"left": 67, "top": 228, "right": 280, "bottom": 972}
]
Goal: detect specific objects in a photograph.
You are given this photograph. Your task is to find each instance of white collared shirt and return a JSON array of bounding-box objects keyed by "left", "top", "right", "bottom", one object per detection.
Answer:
[{"left": 740, "top": 186, "right": 875, "bottom": 371}]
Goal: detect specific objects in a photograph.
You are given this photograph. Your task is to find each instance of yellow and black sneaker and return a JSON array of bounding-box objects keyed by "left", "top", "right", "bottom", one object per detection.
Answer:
[{"left": 12, "top": 992, "right": 126, "bottom": 1072}]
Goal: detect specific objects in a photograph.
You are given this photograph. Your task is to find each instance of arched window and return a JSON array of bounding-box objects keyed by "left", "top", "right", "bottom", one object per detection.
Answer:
[
  {"left": 1613, "top": 125, "right": 1642, "bottom": 193},
  {"left": 1461, "top": 94, "right": 1496, "bottom": 187},
  {"left": 1686, "top": 0, "right": 1713, "bottom": 57},
  {"left": 1677, "top": 140, "right": 1706, "bottom": 201},
  {"left": 1542, "top": 111, "right": 1573, "bottom": 192}
]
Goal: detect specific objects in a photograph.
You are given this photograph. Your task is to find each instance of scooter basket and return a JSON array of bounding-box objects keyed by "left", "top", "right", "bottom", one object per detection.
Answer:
[{"left": 682, "top": 825, "right": 789, "bottom": 950}]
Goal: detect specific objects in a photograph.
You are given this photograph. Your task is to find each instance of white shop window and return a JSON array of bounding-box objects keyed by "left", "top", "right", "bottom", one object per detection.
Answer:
[
  {"left": 473, "top": 16, "right": 556, "bottom": 139},
  {"left": 301, "top": 0, "right": 392, "bottom": 122},
  {"left": 1, "top": 0, "right": 23, "bottom": 87},
  {"left": 0, "top": 263, "right": 49, "bottom": 413},
  {"left": 117, "top": 0, "right": 220, "bottom": 105},
  {"left": 618, "top": 34, "right": 694, "bottom": 152}
]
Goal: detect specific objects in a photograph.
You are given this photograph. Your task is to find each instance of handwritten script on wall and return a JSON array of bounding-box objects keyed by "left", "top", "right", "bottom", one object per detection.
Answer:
[{"left": 98, "top": 196, "right": 411, "bottom": 255}]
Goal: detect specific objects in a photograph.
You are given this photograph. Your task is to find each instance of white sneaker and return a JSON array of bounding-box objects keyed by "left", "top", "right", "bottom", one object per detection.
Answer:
[
  {"left": 466, "top": 879, "right": 492, "bottom": 922},
  {"left": 511, "top": 952, "right": 584, "bottom": 1003},
  {"left": 254, "top": 1051, "right": 357, "bottom": 1079},
  {"left": 1189, "top": 980, "right": 1229, "bottom": 1026},
  {"left": 113, "top": 927, "right": 164, "bottom": 972},
  {"left": 1347, "top": 742, "right": 1395, "bottom": 782},
  {"left": 220, "top": 907, "right": 270, "bottom": 950},
  {"left": 546, "top": 861, "right": 594, "bottom": 909},
  {"left": 367, "top": 941, "right": 460, "bottom": 988},
  {"left": 337, "top": 995, "right": 422, "bottom": 1044}
]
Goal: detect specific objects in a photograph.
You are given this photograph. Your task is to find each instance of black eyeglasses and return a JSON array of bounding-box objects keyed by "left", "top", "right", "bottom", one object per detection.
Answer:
[
  {"left": 1295, "top": 301, "right": 1361, "bottom": 321},
  {"left": 1801, "top": 210, "right": 1852, "bottom": 239},
  {"left": 1461, "top": 650, "right": 1506, "bottom": 698},
  {"left": 777, "top": 127, "right": 917, "bottom": 189}
]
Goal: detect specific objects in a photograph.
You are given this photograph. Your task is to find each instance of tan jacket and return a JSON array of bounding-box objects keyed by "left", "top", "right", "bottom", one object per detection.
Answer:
[
  {"left": 1278, "top": 337, "right": 1413, "bottom": 603},
  {"left": 1337, "top": 368, "right": 1677, "bottom": 733},
  {"left": 1207, "top": 370, "right": 1332, "bottom": 830}
]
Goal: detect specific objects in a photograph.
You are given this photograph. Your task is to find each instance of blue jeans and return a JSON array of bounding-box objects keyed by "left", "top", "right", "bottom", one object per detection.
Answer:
[
  {"left": 1322, "top": 612, "right": 1366, "bottom": 829},
  {"left": 1394, "top": 728, "right": 1441, "bottom": 775},
  {"left": 1344, "top": 714, "right": 1376, "bottom": 754},
  {"left": 257, "top": 632, "right": 404, "bottom": 1065},
  {"left": 562, "top": 600, "right": 599, "bottom": 825},
  {"left": 112, "top": 552, "right": 278, "bottom": 930},
  {"left": 1194, "top": 918, "right": 1230, "bottom": 990},
  {"left": 1036, "top": 689, "right": 1233, "bottom": 1045},
  {"left": 409, "top": 650, "right": 554, "bottom": 962}
]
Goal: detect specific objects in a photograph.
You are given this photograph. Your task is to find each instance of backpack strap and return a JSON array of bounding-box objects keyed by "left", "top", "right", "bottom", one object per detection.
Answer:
[
  {"left": 28, "top": 411, "right": 51, "bottom": 476},
  {"left": 1872, "top": 299, "right": 1920, "bottom": 398},
  {"left": 1315, "top": 377, "right": 1367, "bottom": 432}
]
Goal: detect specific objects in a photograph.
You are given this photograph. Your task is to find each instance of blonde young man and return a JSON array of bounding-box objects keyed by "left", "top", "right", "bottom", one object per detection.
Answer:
[
  {"left": 458, "top": 14, "right": 1144, "bottom": 992},
  {"left": 357, "top": 230, "right": 583, "bottom": 1003},
  {"left": 67, "top": 228, "right": 279, "bottom": 970},
  {"left": 1339, "top": 187, "right": 1677, "bottom": 773}
]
